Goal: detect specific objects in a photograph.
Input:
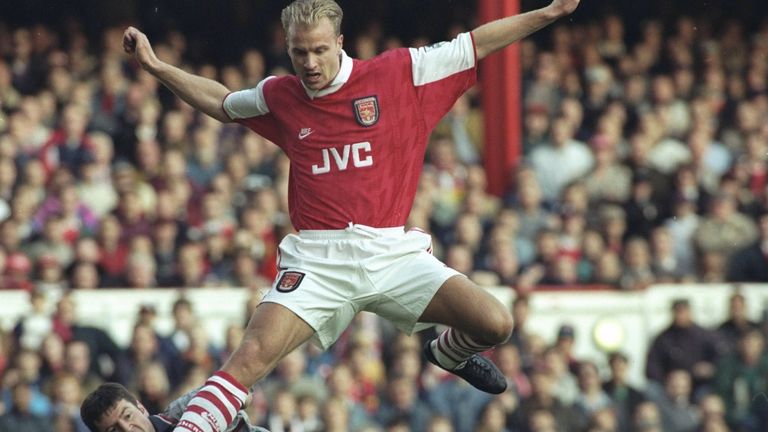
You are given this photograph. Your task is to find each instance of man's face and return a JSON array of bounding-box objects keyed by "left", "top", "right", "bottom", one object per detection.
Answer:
[
  {"left": 672, "top": 305, "right": 692, "bottom": 327},
  {"left": 95, "top": 399, "right": 153, "bottom": 432},
  {"left": 287, "top": 17, "right": 343, "bottom": 90}
]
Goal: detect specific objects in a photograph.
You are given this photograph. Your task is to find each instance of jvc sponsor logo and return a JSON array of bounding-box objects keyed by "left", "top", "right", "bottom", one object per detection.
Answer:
[{"left": 311, "top": 142, "right": 373, "bottom": 174}]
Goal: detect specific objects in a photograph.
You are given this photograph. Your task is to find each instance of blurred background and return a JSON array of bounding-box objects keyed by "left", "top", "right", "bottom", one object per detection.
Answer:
[{"left": 1, "top": 0, "right": 768, "bottom": 431}]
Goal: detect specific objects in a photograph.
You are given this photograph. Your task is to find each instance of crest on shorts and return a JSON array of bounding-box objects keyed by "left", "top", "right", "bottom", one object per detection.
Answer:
[
  {"left": 276, "top": 271, "right": 305, "bottom": 293},
  {"left": 353, "top": 96, "right": 379, "bottom": 127}
]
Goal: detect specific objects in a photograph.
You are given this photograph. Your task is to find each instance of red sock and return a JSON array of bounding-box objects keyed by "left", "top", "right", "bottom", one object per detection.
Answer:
[
  {"left": 431, "top": 328, "right": 495, "bottom": 369},
  {"left": 175, "top": 371, "right": 248, "bottom": 432}
]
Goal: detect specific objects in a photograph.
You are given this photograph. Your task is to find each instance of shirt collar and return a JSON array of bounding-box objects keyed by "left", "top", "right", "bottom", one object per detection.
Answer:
[{"left": 302, "top": 50, "right": 353, "bottom": 99}]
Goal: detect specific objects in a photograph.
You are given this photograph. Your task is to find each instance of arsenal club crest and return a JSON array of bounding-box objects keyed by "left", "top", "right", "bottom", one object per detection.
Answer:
[
  {"left": 353, "top": 96, "right": 380, "bottom": 127},
  {"left": 276, "top": 271, "right": 305, "bottom": 293}
]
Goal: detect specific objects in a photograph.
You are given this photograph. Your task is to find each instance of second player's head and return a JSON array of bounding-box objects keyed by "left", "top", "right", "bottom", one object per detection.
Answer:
[
  {"left": 81, "top": 383, "right": 154, "bottom": 432},
  {"left": 282, "top": 0, "right": 345, "bottom": 91}
]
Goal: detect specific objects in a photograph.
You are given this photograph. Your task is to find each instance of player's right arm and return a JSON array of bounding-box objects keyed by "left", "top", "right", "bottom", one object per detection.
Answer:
[{"left": 123, "top": 26, "right": 232, "bottom": 123}]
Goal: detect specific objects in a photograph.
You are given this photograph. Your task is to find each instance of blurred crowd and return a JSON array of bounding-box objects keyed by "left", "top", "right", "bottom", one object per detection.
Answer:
[
  {"left": 4, "top": 285, "right": 768, "bottom": 432},
  {"left": 1, "top": 4, "right": 768, "bottom": 432}
]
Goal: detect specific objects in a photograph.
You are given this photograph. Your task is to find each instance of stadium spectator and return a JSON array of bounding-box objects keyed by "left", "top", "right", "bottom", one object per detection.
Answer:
[
  {"left": 0, "top": 380, "right": 52, "bottom": 432},
  {"left": 24, "top": 214, "right": 75, "bottom": 268},
  {"left": 112, "top": 189, "right": 153, "bottom": 243},
  {"left": 623, "top": 173, "right": 662, "bottom": 241},
  {"left": 619, "top": 237, "right": 655, "bottom": 291},
  {"left": 649, "top": 226, "right": 693, "bottom": 282},
  {"left": 264, "top": 388, "right": 303, "bottom": 431},
  {"left": 522, "top": 104, "right": 551, "bottom": 154},
  {"left": 63, "top": 340, "right": 103, "bottom": 397},
  {"left": 115, "top": 323, "right": 171, "bottom": 391},
  {"left": 432, "top": 93, "right": 483, "bottom": 166},
  {"left": 164, "top": 298, "right": 193, "bottom": 356},
  {"left": 474, "top": 400, "right": 509, "bottom": 432},
  {"left": 50, "top": 294, "right": 121, "bottom": 381},
  {"left": 39, "top": 332, "right": 67, "bottom": 384},
  {"left": 111, "top": 161, "right": 157, "bottom": 215},
  {"left": 584, "top": 133, "right": 632, "bottom": 204},
  {"left": 591, "top": 251, "right": 623, "bottom": 286},
  {"left": 4, "top": 349, "right": 52, "bottom": 416},
  {"left": 0, "top": 157, "right": 16, "bottom": 207},
  {"left": 632, "top": 401, "right": 663, "bottom": 432},
  {"left": 507, "top": 296, "right": 534, "bottom": 372},
  {"left": 375, "top": 374, "right": 434, "bottom": 432},
  {"left": 0, "top": 60, "right": 21, "bottom": 111},
  {"left": 178, "top": 325, "right": 221, "bottom": 381},
  {"left": 425, "top": 364, "right": 493, "bottom": 432},
  {"left": 713, "top": 329, "right": 768, "bottom": 430},
  {"left": 34, "top": 253, "right": 68, "bottom": 295},
  {"left": 648, "top": 369, "right": 700, "bottom": 432},
  {"left": 12, "top": 289, "right": 52, "bottom": 351},
  {"left": 597, "top": 205, "right": 627, "bottom": 255},
  {"left": 95, "top": 215, "right": 129, "bottom": 287},
  {"left": 423, "top": 136, "right": 469, "bottom": 237},
  {"left": 262, "top": 347, "right": 328, "bottom": 403},
  {"left": 717, "top": 292, "right": 760, "bottom": 354},
  {"left": 76, "top": 158, "right": 118, "bottom": 218},
  {"left": 426, "top": 414, "right": 455, "bottom": 432},
  {"left": 697, "top": 393, "right": 729, "bottom": 432},
  {"left": 325, "top": 362, "right": 371, "bottom": 430},
  {"left": 495, "top": 344, "right": 531, "bottom": 400},
  {"left": 541, "top": 346, "right": 579, "bottom": 406},
  {"left": 121, "top": 252, "right": 158, "bottom": 289},
  {"left": 553, "top": 324, "right": 580, "bottom": 373},
  {"left": 67, "top": 262, "right": 103, "bottom": 289},
  {"left": 49, "top": 372, "right": 89, "bottom": 432},
  {"left": 645, "top": 299, "right": 722, "bottom": 394},
  {"left": 0, "top": 247, "right": 9, "bottom": 289},
  {"left": 693, "top": 194, "right": 758, "bottom": 261},
  {"left": 603, "top": 352, "right": 645, "bottom": 432},
  {"left": 513, "top": 369, "right": 580, "bottom": 432},
  {"left": 529, "top": 117, "right": 594, "bottom": 203},
  {"left": 40, "top": 103, "right": 94, "bottom": 176},
  {"left": 321, "top": 396, "right": 353, "bottom": 432},
  {"left": 727, "top": 211, "right": 768, "bottom": 282},
  {"left": 136, "top": 360, "right": 172, "bottom": 417},
  {"left": 572, "top": 361, "right": 612, "bottom": 426},
  {"left": 294, "top": 393, "right": 322, "bottom": 432}
]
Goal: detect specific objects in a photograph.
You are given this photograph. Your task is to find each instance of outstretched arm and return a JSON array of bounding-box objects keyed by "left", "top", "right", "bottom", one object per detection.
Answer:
[
  {"left": 123, "top": 26, "right": 232, "bottom": 123},
  {"left": 472, "top": 0, "right": 580, "bottom": 60}
]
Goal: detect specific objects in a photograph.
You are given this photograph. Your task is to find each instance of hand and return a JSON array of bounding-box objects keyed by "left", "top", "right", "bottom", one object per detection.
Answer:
[
  {"left": 123, "top": 26, "right": 160, "bottom": 72},
  {"left": 549, "top": 0, "right": 580, "bottom": 18}
]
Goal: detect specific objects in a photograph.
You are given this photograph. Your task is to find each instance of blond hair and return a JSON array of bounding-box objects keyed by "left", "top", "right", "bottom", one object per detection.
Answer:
[{"left": 281, "top": 0, "right": 343, "bottom": 36}]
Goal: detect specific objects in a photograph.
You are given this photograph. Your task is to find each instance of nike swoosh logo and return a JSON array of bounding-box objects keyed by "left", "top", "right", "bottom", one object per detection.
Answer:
[{"left": 298, "top": 129, "right": 314, "bottom": 140}]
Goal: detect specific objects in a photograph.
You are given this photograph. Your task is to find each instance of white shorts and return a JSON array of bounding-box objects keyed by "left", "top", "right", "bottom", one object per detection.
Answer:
[{"left": 261, "top": 224, "right": 461, "bottom": 349}]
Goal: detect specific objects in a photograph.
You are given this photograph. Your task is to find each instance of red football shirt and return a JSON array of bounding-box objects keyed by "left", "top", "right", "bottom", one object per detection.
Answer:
[{"left": 224, "top": 33, "right": 477, "bottom": 230}]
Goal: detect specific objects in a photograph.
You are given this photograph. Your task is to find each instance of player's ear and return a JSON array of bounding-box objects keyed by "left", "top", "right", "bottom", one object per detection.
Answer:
[
  {"left": 337, "top": 34, "right": 344, "bottom": 50},
  {"left": 137, "top": 402, "right": 149, "bottom": 416}
]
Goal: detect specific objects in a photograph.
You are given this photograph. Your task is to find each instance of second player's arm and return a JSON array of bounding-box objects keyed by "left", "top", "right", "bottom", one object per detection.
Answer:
[{"left": 472, "top": 0, "right": 580, "bottom": 60}]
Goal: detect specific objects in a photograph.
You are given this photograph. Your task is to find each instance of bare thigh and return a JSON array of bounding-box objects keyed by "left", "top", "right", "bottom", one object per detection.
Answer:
[
  {"left": 221, "top": 302, "right": 315, "bottom": 386},
  {"left": 418, "top": 275, "right": 514, "bottom": 345}
]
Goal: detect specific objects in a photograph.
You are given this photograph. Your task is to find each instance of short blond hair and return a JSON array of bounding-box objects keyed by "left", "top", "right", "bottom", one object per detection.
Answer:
[{"left": 281, "top": 0, "right": 343, "bottom": 36}]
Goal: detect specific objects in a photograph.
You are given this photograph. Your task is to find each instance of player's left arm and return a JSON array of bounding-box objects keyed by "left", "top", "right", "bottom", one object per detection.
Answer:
[
  {"left": 472, "top": 0, "right": 580, "bottom": 60},
  {"left": 163, "top": 387, "right": 200, "bottom": 419},
  {"left": 164, "top": 387, "right": 262, "bottom": 431}
]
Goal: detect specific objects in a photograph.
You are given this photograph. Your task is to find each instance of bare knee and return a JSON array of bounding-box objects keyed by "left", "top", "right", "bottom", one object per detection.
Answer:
[{"left": 480, "top": 305, "right": 514, "bottom": 345}]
